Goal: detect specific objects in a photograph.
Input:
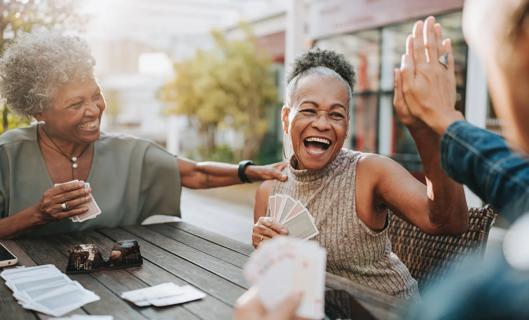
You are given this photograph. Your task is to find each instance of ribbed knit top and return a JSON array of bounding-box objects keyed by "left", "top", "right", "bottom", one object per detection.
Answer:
[{"left": 271, "top": 149, "right": 418, "bottom": 299}]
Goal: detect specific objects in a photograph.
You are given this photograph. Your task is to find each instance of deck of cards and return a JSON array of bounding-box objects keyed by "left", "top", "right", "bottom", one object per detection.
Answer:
[
  {"left": 121, "top": 282, "right": 206, "bottom": 307},
  {"left": 244, "top": 237, "right": 327, "bottom": 319},
  {"left": 268, "top": 194, "right": 319, "bottom": 240},
  {"left": 1, "top": 264, "right": 100, "bottom": 317},
  {"left": 55, "top": 180, "right": 101, "bottom": 222}
]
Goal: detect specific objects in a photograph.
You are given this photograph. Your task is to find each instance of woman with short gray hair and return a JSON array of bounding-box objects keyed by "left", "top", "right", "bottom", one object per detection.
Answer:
[{"left": 0, "top": 31, "right": 286, "bottom": 239}]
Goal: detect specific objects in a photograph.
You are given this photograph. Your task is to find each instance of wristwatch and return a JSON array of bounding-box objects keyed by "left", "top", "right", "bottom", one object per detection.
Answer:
[{"left": 238, "top": 160, "right": 254, "bottom": 183}]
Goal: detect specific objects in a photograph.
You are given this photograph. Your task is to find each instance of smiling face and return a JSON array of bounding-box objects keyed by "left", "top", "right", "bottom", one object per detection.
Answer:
[
  {"left": 282, "top": 73, "right": 350, "bottom": 170},
  {"left": 36, "top": 75, "right": 106, "bottom": 145}
]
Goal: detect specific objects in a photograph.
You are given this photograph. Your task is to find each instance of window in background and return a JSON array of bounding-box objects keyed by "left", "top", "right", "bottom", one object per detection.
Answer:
[
  {"left": 317, "top": 30, "right": 380, "bottom": 153},
  {"left": 379, "top": 12, "right": 467, "bottom": 172},
  {"left": 317, "top": 11, "right": 467, "bottom": 174}
]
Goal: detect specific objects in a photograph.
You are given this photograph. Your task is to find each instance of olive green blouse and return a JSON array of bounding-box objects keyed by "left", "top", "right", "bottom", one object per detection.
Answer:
[{"left": 0, "top": 125, "right": 182, "bottom": 237}]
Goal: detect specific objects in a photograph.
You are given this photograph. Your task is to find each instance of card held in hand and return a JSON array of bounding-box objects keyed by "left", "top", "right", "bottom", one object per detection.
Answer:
[
  {"left": 268, "top": 194, "right": 319, "bottom": 240},
  {"left": 243, "top": 237, "right": 327, "bottom": 319}
]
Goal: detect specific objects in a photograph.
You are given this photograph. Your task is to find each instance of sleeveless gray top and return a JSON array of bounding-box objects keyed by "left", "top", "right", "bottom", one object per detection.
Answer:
[{"left": 271, "top": 149, "right": 418, "bottom": 299}]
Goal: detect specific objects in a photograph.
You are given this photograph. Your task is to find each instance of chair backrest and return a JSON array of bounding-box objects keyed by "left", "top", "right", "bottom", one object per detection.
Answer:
[{"left": 387, "top": 205, "right": 497, "bottom": 291}]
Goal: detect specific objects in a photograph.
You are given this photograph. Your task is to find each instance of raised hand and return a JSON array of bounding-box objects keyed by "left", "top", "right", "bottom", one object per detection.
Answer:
[{"left": 396, "top": 16, "right": 464, "bottom": 135}]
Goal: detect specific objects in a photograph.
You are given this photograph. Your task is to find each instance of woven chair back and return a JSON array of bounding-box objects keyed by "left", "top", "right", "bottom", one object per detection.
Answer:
[{"left": 388, "top": 205, "right": 497, "bottom": 291}]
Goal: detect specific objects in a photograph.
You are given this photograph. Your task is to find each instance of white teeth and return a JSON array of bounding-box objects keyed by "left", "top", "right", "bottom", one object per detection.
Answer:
[
  {"left": 79, "top": 121, "right": 98, "bottom": 130},
  {"left": 305, "top": 137, "right": 331, "bottom": 145}
]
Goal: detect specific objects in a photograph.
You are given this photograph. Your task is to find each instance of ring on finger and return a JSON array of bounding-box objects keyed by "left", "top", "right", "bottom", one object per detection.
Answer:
[
  {"left": 438, "top": 53, "right": 449, "bottom": 69},
  {"left": 61, "top": 202, "right": 68, "bottom": 211}
]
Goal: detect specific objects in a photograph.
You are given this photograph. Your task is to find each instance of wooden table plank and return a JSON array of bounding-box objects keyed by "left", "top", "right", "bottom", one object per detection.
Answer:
[
  {"left": 0, "top": 240, "right": 89, "bottom": 319},
  {"left": 51, "top": 233, "right": 200, "bottom": 320},
  {"left": 123, "top": 225, "right": 248, "bottom": 288},
  {"left": 166, "top": 222, "right": 254, "bottom": 256},
  {"left": 84, "top": 230, "right": 235, "bottom": 320},
  {"left": 99, "top": 228, "right": 246, "bottom": 306},
  {"left": 146, "top": 224, "right": 249, "bottom": 268},
  {"left": 15, "top": 237, "right": 146, "bottom": 320}
]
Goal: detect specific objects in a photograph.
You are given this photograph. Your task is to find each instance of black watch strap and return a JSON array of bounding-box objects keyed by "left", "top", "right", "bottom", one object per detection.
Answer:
[{"left": 238, "top": 160, "right": 254, "bottom": 183}]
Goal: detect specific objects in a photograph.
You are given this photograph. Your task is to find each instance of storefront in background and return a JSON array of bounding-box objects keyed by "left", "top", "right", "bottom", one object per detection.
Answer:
[{"left": 308, "top": 0, "right": 468, "bottom": 173}]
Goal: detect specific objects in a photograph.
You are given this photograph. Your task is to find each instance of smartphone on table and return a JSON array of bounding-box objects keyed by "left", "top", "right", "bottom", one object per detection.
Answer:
[{"left": 0, "top": 242, "right": 18, "bottom": 267}]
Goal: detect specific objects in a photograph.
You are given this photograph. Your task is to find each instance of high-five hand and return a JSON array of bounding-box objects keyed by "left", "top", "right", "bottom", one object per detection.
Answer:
[{"left": 395, "top": 16, "right": 464, "bottom": 135}]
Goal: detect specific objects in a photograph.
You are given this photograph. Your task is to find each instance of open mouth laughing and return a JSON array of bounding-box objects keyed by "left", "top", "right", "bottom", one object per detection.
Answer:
[
  {"left": 78, "top": 120, "right": 100, "bottom": 132},
  {"left": 303, "top": 136, "right": 332, "bottom": 155}
]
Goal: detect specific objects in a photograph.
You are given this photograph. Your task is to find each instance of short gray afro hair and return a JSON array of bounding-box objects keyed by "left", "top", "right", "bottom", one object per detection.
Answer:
[
  {"left": 285, "top": 49, "right": 355, "bottom": 109},
  {"left": 0, "top": 31, "right": 95, "bottom": 117}
]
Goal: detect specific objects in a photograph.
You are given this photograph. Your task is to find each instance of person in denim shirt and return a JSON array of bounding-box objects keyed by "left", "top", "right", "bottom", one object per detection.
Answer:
[
  {"left": 393, "top": 0, "right": 529, "bottom": 318},
  {"left": 441, "top": 121, "right": 529, "bottom": 222}
]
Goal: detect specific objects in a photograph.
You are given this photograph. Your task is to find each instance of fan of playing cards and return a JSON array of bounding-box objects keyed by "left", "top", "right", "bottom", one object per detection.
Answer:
[
  {"left": 244, "top": 237, "right": 327, "bottom": 319},
  {"left": 1, "top": 265, "right": 100, "bottom": 317},
  {"left": 268, "top": 194, "right": 319, "bottom": 240}
]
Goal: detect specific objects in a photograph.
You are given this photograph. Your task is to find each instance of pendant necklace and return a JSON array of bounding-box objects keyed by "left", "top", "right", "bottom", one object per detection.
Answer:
[{"left": 39, "top": 125, "right": 91, "bottom": 179}]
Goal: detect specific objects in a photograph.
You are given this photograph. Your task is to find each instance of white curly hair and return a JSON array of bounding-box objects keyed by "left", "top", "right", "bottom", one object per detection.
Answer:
[{"left": 0, "top": 31, "right": 95, "bottom": 117}]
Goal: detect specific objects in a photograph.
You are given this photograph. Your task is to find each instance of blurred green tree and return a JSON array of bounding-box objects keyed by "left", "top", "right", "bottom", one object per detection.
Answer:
[
  {"left": 0, "top": 0, "right": 85, "bottom": 132},
  {"left": 159, "top": 24, "right": 278, "bottom": 160}
]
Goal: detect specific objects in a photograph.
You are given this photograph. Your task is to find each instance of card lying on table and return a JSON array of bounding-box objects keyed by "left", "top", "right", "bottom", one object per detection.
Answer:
[
  {"left": 121, "top": 282, "right": 205, "bottom": 307},
  {"left": 1, "top": 264, "right": 99, "bottom": 317},
  {"left": 244, "top": 237, "right": 327, "bottom": 319},
  {"left": 267, "top": 194, "right": 319, "bottom": 240}
]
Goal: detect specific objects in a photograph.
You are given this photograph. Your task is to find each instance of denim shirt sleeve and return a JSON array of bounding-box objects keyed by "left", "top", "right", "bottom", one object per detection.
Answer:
[{"left": 440, "top": 121, "right": 529, "bottom": 222}]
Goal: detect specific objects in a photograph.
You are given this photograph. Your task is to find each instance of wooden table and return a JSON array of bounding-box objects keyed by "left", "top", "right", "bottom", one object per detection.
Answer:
[{"left": 0, "top": 222, "right": 404, "bottom": 320}]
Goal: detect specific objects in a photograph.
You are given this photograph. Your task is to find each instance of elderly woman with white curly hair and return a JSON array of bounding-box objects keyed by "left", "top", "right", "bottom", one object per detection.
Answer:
[{"left": 0, "top": 31, "right": 286, "bottom": 239}]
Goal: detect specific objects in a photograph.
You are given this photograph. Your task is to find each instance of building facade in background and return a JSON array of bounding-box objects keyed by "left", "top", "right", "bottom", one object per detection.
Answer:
[{"left": 302, "top": 0, "right": 500, "bottom": 207}]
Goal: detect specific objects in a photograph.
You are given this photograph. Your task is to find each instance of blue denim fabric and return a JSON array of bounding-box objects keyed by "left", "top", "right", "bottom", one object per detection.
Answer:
[
  {"left": 440, "top": 120, "right": 529, "bottom": 222},
  {"left": 407, "top": 250, "right": 529, "bottom": 320},
  {"left": 407, "top": 121, "right": 529, "bottom": 319}
]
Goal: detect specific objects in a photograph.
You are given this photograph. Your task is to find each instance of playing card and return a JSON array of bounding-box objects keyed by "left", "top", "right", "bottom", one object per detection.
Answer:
[
  {"left": 243, "top": 237, "right": 327, "bottom": 320},
  {"left": 278, "top": 196, "right": 297, "bottom": 223},
  {"left": 25, "top": 283, "right": 99, "bottom": 317},
  {"left": 271, "top": 195, "right": 279, "bottom": 220},
  {"left": 283, "top": 210, "right": 319, "bottom": 240},
  {"left": 1, "top": 264, "right": 61, "bottom": 281},
  {"left": 121, "top": 282, "right": 183, "bottom": 303},
  {"left": 274, "top": 194, "right": 287, "bottom": 222},
  {"left": 3, "top": 265, "right": 99, "bottom": 317},
  {"left": 281, "top": 200, "right": 306, "bottom": 223},
  {"left": 121, "top": 282, "right": 205, "bottom": 307},
  {"left": 53, "top": 180, "right": 101, "bottom": 222},
  {"left": 7, "top": 273, "right": 72, "bottom": 292},
  {"left": 15, "top": 281, "right": 83, "bottom": 304},
  {"left": 74, "top": 183, "right": 101, "bottom": 222},
  {"left": 148, "top": 285, "right": 206, "bottom": 307},
  {"left": 267, "top": 195, "right": 274, "bottom": 219}
]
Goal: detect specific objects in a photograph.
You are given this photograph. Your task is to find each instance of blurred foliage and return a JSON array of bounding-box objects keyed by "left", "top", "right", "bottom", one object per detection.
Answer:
[
  {"left": 159, "top": 23, "right": 278, "bottom": 160},
  {"left": 205, "top": 144, "right": 235, "bottom": 163},
  {"left": 0, "top": 0, "right": 86, "bottom": 133},
  {"left": 104, "top": 89, "right": 121, "bottom": 126}
]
